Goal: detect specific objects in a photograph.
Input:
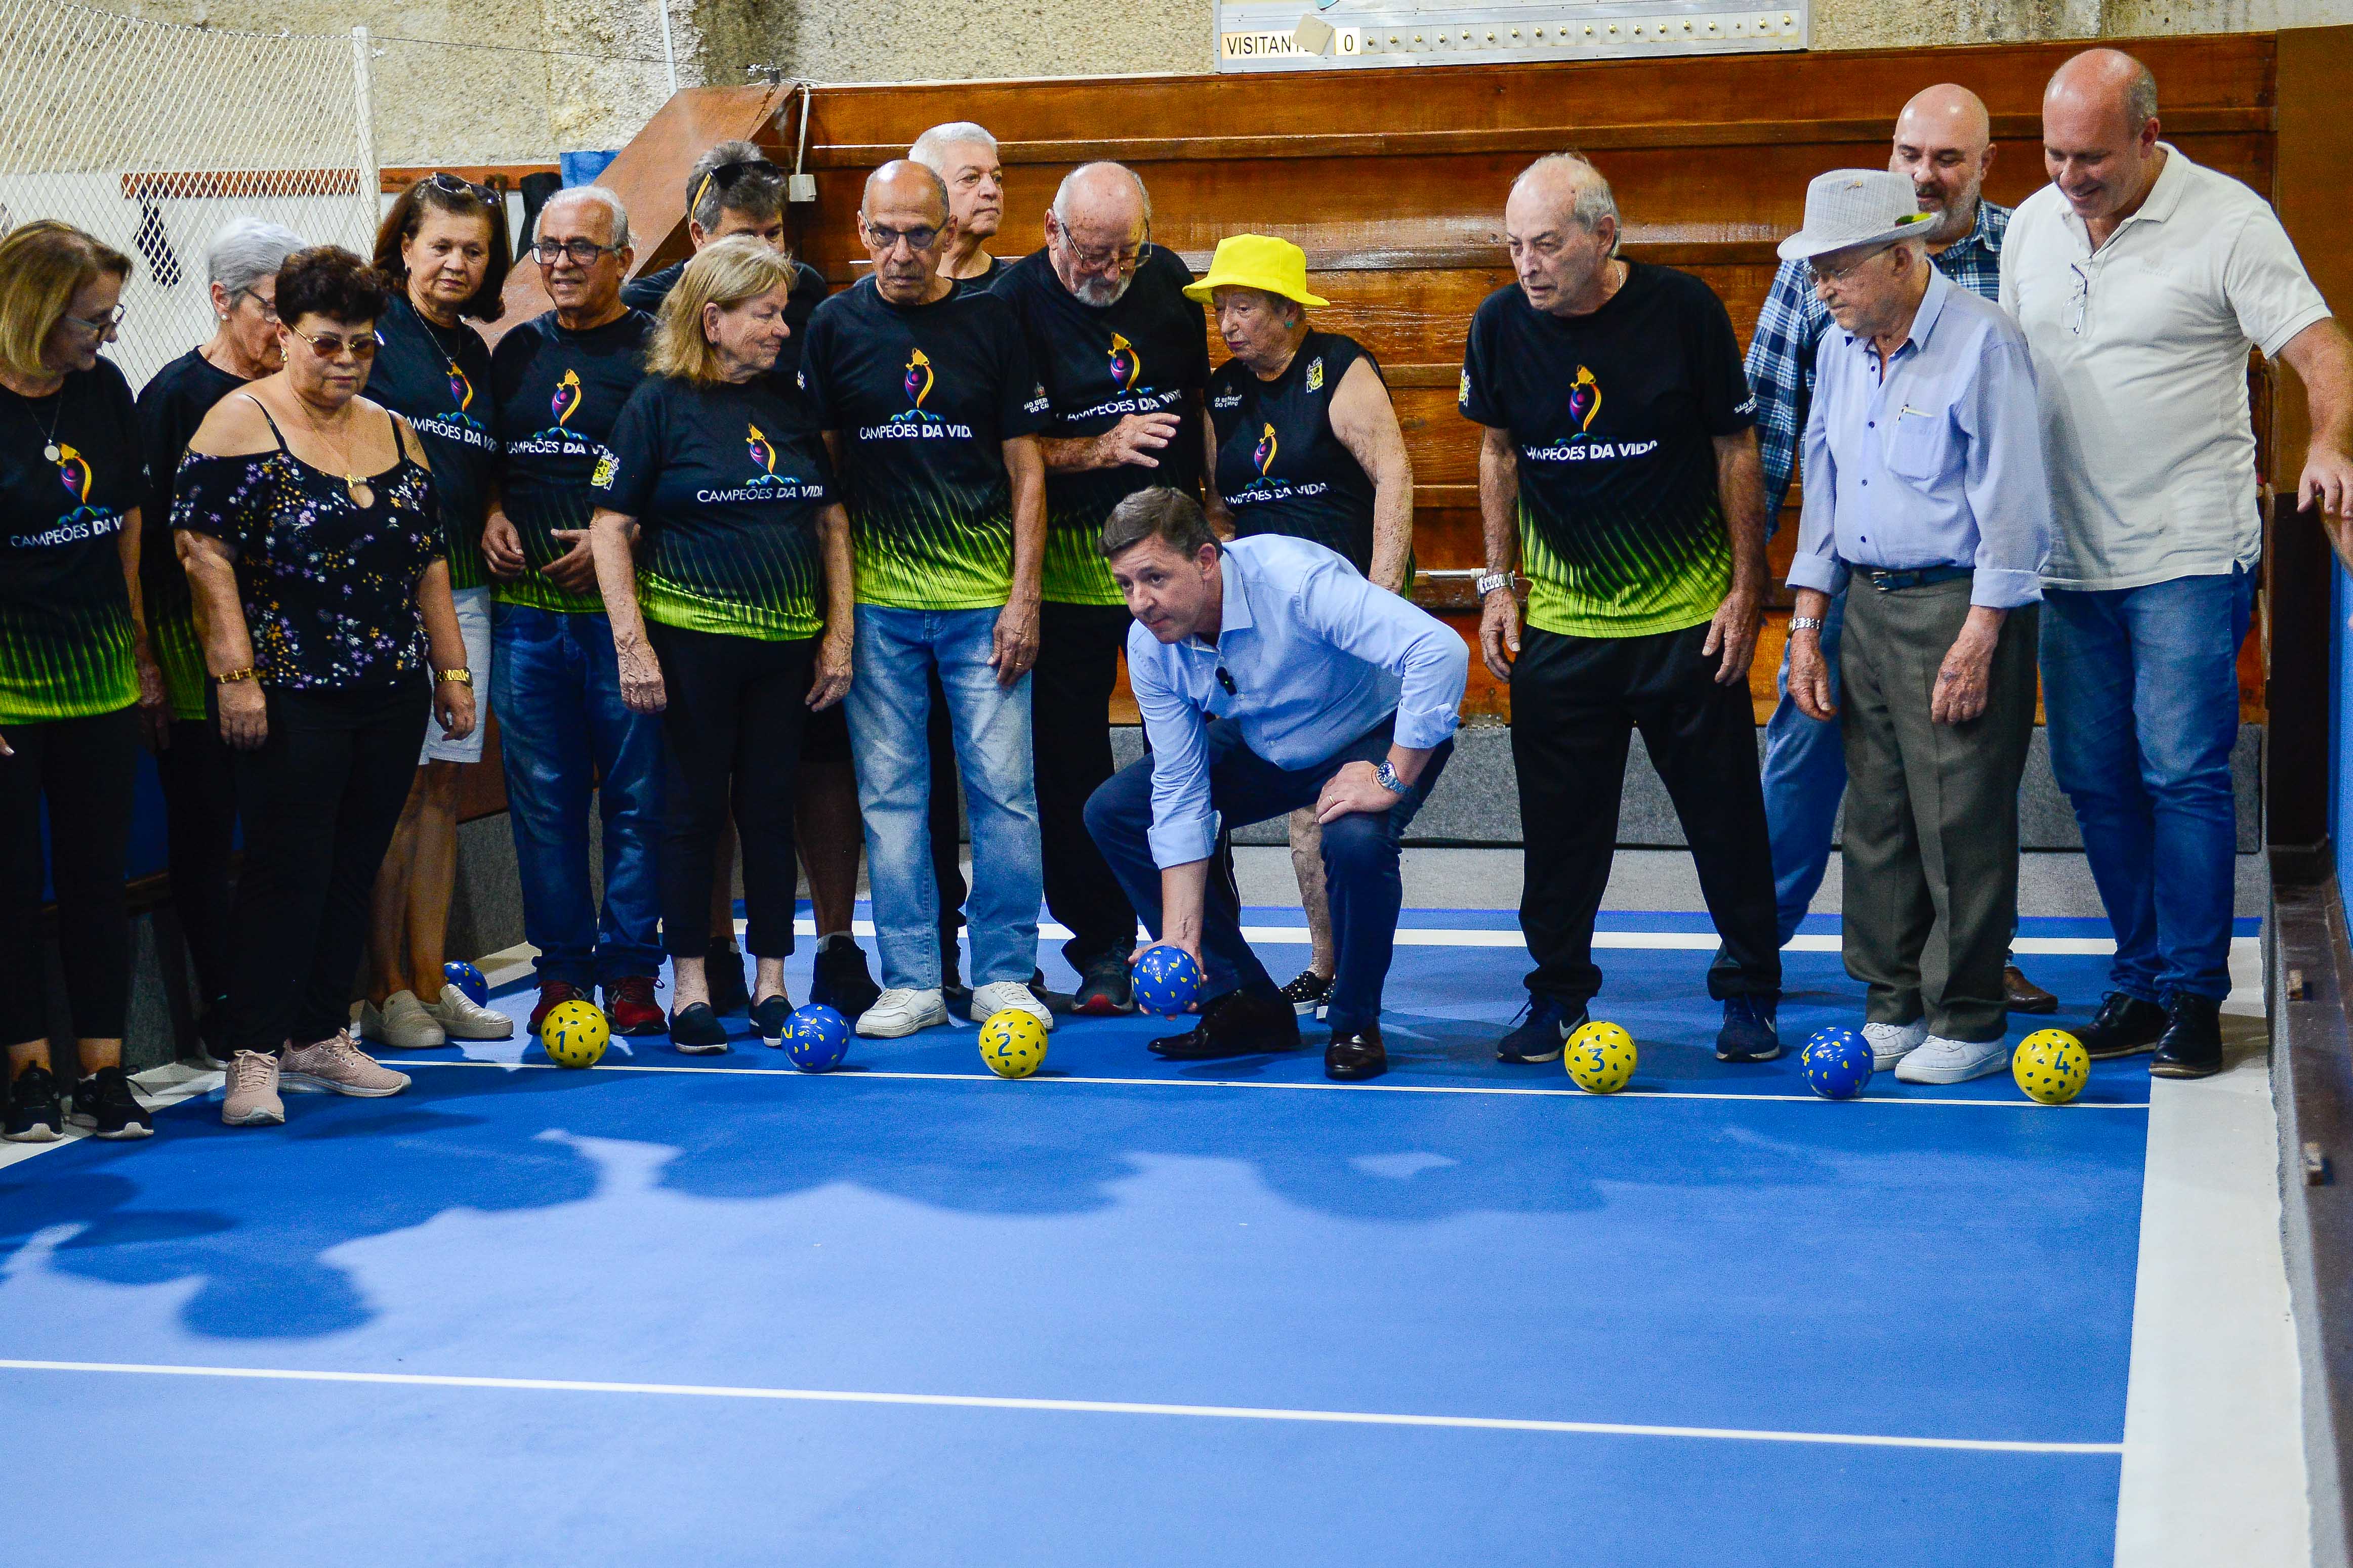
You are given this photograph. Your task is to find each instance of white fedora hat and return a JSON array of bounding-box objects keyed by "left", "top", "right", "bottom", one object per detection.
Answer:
[{"left": 1777, "top": 168, "right": 1938, "bottom": 262}]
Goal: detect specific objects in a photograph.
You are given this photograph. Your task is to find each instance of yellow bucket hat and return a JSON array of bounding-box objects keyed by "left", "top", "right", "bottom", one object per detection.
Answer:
[{"left": 1181, "top": 233, "right": 1329, "bottom": 309}]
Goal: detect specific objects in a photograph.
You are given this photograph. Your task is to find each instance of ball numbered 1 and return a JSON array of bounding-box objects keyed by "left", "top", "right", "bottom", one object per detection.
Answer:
[
  {"left": 1565, "top": 1021, "right": 1637, "bottom": 1094},
  {"left": 2013, "top": 1029, "right": 2090, "bottom": 1105},
  {"left": 1132, "top": 945, "right": 1204, "bottom": 1019},
  {"left": 978, "top": 1008, "right": 1048, "bottom": 1079},
  {"left": 443, "top": 959, "right": 488, "bottom": 1007},
  {"left": 540, "top": 998, "right": 609, "bottom": 1069},
  {"left": 1800, "top": 1027, "right": 1874, "bottom": 1100},
  {"left": 782, "top": 1004, "right": 850, "bottom": 1073}
]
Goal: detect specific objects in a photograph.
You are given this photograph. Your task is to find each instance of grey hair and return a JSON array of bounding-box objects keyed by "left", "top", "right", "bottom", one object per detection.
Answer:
[
  {"left": 544, "top": 185, "right": 630, "bottom": 250},
  {"left": 206, "top": 216, "right": 304, "bottom": 298},
  {"left": 688, "top": 138, "right": 785, "bottom": 231},
  {"left": 2124, "top": 58, "right": 2159, "bottom": 128},
  {"left": 1052, "top": 161, "right": 1152, "bottom": 230},
  {"left": 861, "top": 159, "right": 951, "bottom": 224},
  {"left": 1100, "top": 485, "right": 1215, "bottom": 561},
  {"left": 910, "top": 121, "right": 999, "bottom": 173},
  {"left": 1512, "top": 152, "right": 1621, "bottom": 238}
]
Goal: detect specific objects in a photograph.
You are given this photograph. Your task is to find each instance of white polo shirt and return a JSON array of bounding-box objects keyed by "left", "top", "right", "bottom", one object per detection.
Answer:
[{"left": 2000, "top": 143, "right": 2332, "bottom": 592}]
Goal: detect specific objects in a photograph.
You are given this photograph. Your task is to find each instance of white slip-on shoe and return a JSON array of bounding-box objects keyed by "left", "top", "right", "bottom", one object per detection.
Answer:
[
  {"left": 378, "top": 990, "right": 449, "bottom": 1050},
  {"left": 428, "top": 983, "right": 515, "bottom": 1040},
  {"left": 1862, "top": 1020, "right": 1929, "bottom": 1071},
  {"left": 352, "top": 997, "right": 384, "bottom": 1044},
  {"left": 1893, "top": 1034, "right": 2010, "bottom": 1085},
  {"left": 856, "top": 988, "right": 950, "bottom": 1039},
  {"left": 971, "top": 980, "right": 1054, "bottom": 1034}
]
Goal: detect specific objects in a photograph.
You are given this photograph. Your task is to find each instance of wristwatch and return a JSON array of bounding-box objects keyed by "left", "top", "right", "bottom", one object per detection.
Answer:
[
  {"left": 1475, "top": 571, "right": 1516, "bottom": 599},
  {"left": 1789, "top": 617, "right": 1825, "bottom": 633},
  {"left": 214, "top": 667, "right": 258, "bottom": 686},
  {"left": 437, "top": 667, "right": 474, "bottom": 686},
  {"left": 1374, "top": 759, "right": 1406, "bottom": 796}
]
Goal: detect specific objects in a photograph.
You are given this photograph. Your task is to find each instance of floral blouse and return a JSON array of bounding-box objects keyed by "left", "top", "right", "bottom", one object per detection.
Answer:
[{"left": 170, "top": 402, "right": 444, "bottom": 691}]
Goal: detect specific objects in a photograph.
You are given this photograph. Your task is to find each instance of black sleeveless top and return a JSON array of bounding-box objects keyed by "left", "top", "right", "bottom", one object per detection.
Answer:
[
  {"left": 170, "top": 395, "right": 444, "bottom": 692},
  {"left": 1207, "top": 330, "right": 1382, "bottom": 575}
]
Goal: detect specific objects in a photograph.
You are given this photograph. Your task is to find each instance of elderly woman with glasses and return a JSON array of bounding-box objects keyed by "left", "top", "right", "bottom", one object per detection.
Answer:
[
  {"left": 1191, "top": 232, "right": 1415, "bottom": 1021},
  {"left": 358, "top": 172, "right": 514, "bottom": 1052},
  {"left": 174, "top": 246, "right": 476, "bottom": 1128},
  {"left": 135, "top": 215, "right": 305, "bottom": 1066},
  {"left": 0, "top": 220, "right": 169, "bottom": 1143}
]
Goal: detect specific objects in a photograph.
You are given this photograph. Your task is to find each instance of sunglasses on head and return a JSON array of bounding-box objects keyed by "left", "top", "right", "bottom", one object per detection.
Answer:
[
  {"left": 692, "top": 157, "right": 783, "bottom": 215},
  {"left": 426, "top": 171, "right": 499, "bottom": 206}
]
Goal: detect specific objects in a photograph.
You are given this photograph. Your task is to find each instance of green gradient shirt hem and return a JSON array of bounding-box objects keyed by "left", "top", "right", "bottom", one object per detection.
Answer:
[
  {"left": 640, "top": 573, "right": 819, "bottom": 642},
  {"left": 492, "top": 576, "right": 603, "bottom": 615},
  {"left": 1041, "top": 522, "right": 1122, "bottom": 606},
  {"left": 0, "top": 609, "right": 137, "bottom": 725},
  {"left": 153, "top": 606, "right": 209, "bottom": 723}
]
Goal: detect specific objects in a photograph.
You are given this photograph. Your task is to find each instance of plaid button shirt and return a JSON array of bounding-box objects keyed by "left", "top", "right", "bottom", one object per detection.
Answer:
[{"left": 1746, "top": 198, "right": 2010, "bottom": 524}]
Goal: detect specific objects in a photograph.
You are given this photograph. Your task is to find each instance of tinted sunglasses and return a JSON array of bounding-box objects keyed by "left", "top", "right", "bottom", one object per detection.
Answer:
[
  {"left": 691, "top": 157, "right": 783, "bottom": 215},
  {"left": 427, "top": 171, "right": 500, "bottom": 206}
]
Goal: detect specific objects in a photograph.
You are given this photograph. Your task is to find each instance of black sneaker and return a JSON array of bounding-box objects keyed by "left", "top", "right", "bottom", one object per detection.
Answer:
[
  {"left": 1497, "top": 994, "right": 1584, "bottom": 1064},
  {"left": 751, "top": 994, "right": 794, "bottom": 1048},
  {"left": 1279, "top": 969, "right": 1333, "bottom": 1020},
  {"left": 668, "top": 1003, "right": 731, "bottom": 1055},
  {"left": 1715, "top": 994, "right": 1783, "bottom": 1063},
  {"left": 1073, "top": 953, "right": 1135, "bottom": 1016},
  {"left": 809, "top": 936, "right": 881, "bottom": 1019},
  {"left": 1325, "top": 1026, "right": 1387, "bottom": 1081},
  {"left": 70, "top": 1065, "right": 152, "bottom": 1140},
  {"left": 2149, "top": 991, "right": 2224, "bottom": 1079},
  {"left": 1029, "top": 969, "right": 1076, "bottom": 1016},
  {"left": 4, "top": 1064, "right": 63, "bottom": 1143},
  {"left": 2076, "top": 992, "right": 2168, "bottom": 1060},
  {"left": 1148, "top": 989, "right": 1301, "bottom": 1061},
  {"left": 706, "top": 947, "right": 752, "bottom": 1017}
]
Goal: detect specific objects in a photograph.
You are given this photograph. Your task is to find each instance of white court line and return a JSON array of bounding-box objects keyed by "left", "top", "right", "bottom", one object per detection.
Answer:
[
  {"left": 0, "top": 1358, "right": 2122, "bottom": 1455},
  {"left": 382, "top": 1056, "right": 2149, "bottom": 1109}
]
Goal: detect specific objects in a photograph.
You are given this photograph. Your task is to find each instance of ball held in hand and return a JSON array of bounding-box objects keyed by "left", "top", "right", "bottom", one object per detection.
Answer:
[{"left": 1132, "top": 945, "right": 1205, "bottom": 1019}]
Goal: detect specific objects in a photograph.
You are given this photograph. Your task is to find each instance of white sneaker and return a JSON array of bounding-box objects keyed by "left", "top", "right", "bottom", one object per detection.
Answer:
[
  {"left": 971, "top": 980, "right": 1054, "bottom": 1034},
  {"left": 856, "top": 988, "right": 950, "bottom": 1039},
  {"left": 377, "top": 990, "right": 449, "bottom": 1050},
  {"left": 1862, "top": 1020, "right": 1928, "bottom": 1071},
  {"left": 428, "top": 983, "right": 514, "bottom": 1040},
  {"left": 1893, "top": 1034, "right": 2010, "bottom": 1084}
]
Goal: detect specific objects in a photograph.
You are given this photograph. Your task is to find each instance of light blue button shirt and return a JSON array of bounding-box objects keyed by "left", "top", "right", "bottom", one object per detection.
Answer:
[
  {"left": 1129, "top": 534, "right": 1469, "bottom": 869},
  {"left": 1790, "top": 266, "right": 2052, "bottom": 609}
]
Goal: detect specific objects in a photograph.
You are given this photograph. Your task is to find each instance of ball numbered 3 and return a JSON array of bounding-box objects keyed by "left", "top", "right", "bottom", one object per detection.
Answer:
[
  {"left": 1564, "top": 1021, "right": 1637, "bottom": 1094},
  {"left": 978, "top": 1008, "right": 1048, "bottom": 1079},
  {"left": 540, "top": 998, "right": 609, "bottom": 1069},
  {"left": 443, "top": 959, "right": 488, "bottom": 1007},
  {"left": 1800, "top": 1027, "right": 1874, "bottom": 1100},
  {"left": 2013, "top": 1029, "right": 2090, "bottom": 1105},
  {"left": 1132, "top": 945, "right": 1204, "bottom": 1019},
  {"left": 783, "top": 1005, "right": 850, "bottom": 1073}
]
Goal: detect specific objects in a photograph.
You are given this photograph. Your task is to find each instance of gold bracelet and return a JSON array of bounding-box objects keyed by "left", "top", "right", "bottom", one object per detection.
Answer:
[
  {"left": 437, "top": 667, "right": 474, "bottom": 686},
  {"left": 214, "top": 667, "right": 258, "bottom": 685}
]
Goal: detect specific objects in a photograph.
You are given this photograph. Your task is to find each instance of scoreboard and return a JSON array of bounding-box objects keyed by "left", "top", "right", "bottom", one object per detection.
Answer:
[{"left": 1214, "top": 1, "right": 1808, "bottom": 71}]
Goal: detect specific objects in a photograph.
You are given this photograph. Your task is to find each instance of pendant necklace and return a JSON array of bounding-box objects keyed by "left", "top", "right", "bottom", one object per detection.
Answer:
[
  {"left": 14, "top": 378, "right": 67, "bottom": 462},
  {"left": 297, "top": 396, "right": 373, "bottom": 508}
]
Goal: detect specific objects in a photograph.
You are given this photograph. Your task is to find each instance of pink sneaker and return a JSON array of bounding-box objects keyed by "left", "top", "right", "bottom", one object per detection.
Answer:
[
  {"left": 279, "top": 1032, "right": 410, "bottom": 1098},
  {"left": 221, "top": 1051, "right": 285, "bottom": 1126}
]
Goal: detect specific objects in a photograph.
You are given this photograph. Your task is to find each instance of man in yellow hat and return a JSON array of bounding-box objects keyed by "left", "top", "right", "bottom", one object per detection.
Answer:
[{"left": 1190, "top": 232, "right": 1416, "bottom": 1022}]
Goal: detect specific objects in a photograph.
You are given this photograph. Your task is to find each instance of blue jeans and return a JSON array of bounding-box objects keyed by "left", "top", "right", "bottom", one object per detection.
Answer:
[
  {"left": 489, "top": 604, "right": 666, "bottom": 988},
  {"left": 2041, "top": 567, "right": 2253, "bottom": 1002},
  {"left": 1761, "top": 581, "right": 1848, "bottom": 943},
  {"left": 1085, "top": 717, "right": 1453, "bottom": 1036},
  {"left": 846, "top": 605, "right": 1041, "bottom": 990}
]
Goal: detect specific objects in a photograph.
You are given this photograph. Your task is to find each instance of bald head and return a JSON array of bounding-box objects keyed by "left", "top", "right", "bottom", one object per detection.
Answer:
[
  {"left": 862, "top": 159, "right": 950, "bottom": 227},
  {"left": 2042, "top": 49, "right": 2165, "bottom": 232},
  {"left": 1047, "top": 162, "right": 1150, "bottom": 306},
  {"left": 1503, "top": 154, "right": 1622, "bottom": 316},
  {"left": 860, "top": 160, "right": 955, "bottom": 305},
  {"left": 1890, "top": 84, "right": 1993, "bottom": 247}
]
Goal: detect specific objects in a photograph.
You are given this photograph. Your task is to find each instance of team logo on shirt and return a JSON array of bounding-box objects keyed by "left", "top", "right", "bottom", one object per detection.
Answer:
[
  {"left": 9, "top": 441, "right": 122, "bottom": 550},
  {"left": 1524, "top": 364, "right": 1655, "bottom": 466},
  {"left": 890, "top": 348, "right": 943, "bottom": 426},
  {"left": 1252, "top": 423, "right": 1278, "bottom": 478},
  {"left": 1108, "top": 332, "right": 1142, "bottom": 392},
  {"left": 1304, "top": 357, "right": 1325, "bottom": 394},
  {"left": 693, "top": 422, "right": 822, "bottom": 504},
  {"left": 551, "top": 368, "right": 582, "bottom": 427},
  {"left": 449, "top": 363, "right": 475, "bottom": 416},
  {"left": 53, "top": 442, "right": 92, "bottom": 504},
  {"left": 746, "top": 423, "right": 785, "bottom": 484},
  {"left": 1565, "top": 365, "right": 1602, "bottom": 436}
]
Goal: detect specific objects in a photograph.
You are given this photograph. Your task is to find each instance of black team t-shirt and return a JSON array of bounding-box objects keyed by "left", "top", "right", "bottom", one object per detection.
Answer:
[
  {"left": 0, "top": 358, "right": 144, "bottom": 724},
  {"left": 591, "top": 374, "right": 834, "bottom": 641},
  {"left": 996, "top": 245, "right": 1209, "bottom": 605},
  {"left": 1208, "top": 330, "right": 1382, "bottom": 576},
  {"left": 1458, "top": 262, "right": 1755, "bottom": 639},
  {"left": 798, "top": 276, "right": 1046, "bottom": 611},
  {"left": 137, "top": 346, "right": 247, "bottom": 717},
  {"left": 491, "top": 307, "right": 656, "bottom": 614},
  {"left": 621, "top": 257, "right": 829, "bottom": 380},
  {"left": 369, "top": 293, "right": 500, "bottom": 591}
]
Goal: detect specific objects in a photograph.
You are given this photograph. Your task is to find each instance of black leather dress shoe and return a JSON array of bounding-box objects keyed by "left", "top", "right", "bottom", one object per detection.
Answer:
[
  {"left": 2149, "top": 992, "right": 2224, "bottom": 1079},
  {"left": 2074, "top": 992, "right": 2168, "bottom": 1060},
  {"left": 1325, "top": 1028, "right": 1386, "bottom": 1081},
  {"left": 1148, "top": 990, "right": 1301, "bottom": 1060}
]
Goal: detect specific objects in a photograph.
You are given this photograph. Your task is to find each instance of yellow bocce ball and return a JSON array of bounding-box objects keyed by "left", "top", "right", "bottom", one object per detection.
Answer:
[
  {"left": 540, "top": 998, "right": 610, "bottom": 1069},
  {"left": 978, "top": 1008, "right": 1048, "bottom": 1079},
  {"left": 1565, "top": 1020, "right": 1637, "bottom": 1094},
  {"left": 2012, "top": 1029, "right": 2090, "bottom": 1105}
]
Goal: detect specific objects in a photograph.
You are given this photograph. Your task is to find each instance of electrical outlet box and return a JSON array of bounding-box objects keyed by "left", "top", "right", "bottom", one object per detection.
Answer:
[{"left": 787, "top": 172, "right": 817, "bottom": 203}]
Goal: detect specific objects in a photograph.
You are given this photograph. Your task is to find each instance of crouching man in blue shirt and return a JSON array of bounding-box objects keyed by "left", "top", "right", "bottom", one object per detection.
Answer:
[{"left": 1084, "top": 487, "right": 1468, "bottom": 1081}]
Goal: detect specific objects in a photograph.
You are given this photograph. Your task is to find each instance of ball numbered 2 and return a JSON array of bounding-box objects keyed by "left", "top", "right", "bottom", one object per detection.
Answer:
[
  {"left": 1800, "top": 1027, "right": 1874, "bottom": 1100},
  {"left": 1565, "top": 1021, "right": 1637, "bottom": 1094},
  {"left": 978, "top": 1008, "right": 1048, "bottom": 1079},
  {"left": 1131, "top": 945, "right": 1204, "bottom": 1019},
  {"left": 2013, "top": 1029, "right": 2090, "bottom": 1105},
  {"left": 540, "top": 998, "right": 609, "bottom": 1069},
  {"left": 443, "top": 960, "right": 489, "bottom": 1007},
  {"left": 783, "top": 1005, "right": 850, "bottom": 1073}
]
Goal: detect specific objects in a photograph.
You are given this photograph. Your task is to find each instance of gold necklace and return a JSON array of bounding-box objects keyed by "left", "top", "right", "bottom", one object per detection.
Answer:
[{"left": 293, "top": 392, "right": 373, "bottom": 508}]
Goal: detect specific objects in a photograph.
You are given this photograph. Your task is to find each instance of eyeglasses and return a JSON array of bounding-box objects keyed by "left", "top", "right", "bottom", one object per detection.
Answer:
[
  {"left": 862, "top": 221, "right": 940, "bottom": 255},
  {"left": 287, "top": 327, "right": 379, "bottom": 362},
  {"left": 1052, "top": 216, "right": 1152, "bottom": 275},
  {"left": 233, "top": 288, "right": 278, "bottom": 323},
  {"left": 60, "top": 303, "right": 127, "bottom": 337},
  {"left": 2069, "top": 262, "right": 2090, "bottom": 335},
  {"left": 1807, "top": 244, "right": 1891, "bottom": 287},
  {"left": 427, "top": 171, "right": 500, "bottom": 206},
  {"left": 691, "top": 157, "right": 782, "bottom": 217},
  {"left": 533, "top": 238, "right": 621, "bottom": 266}
]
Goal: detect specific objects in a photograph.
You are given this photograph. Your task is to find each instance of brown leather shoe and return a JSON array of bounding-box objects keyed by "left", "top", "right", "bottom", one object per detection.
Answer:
[{"left": 2004, "top": 964, "right": 2058, "bottom": 1014}]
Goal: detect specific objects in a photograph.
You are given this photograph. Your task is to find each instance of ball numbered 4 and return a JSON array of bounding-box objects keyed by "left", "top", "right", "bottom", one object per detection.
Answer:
[
  {"left": 978, "top": 1007, "right": 1048, "bottom": 1079},
  {"left": 783, "top": 1004, "right": 850, "bottom": 1073},
  {"left": 540, "top": 998, "right": 609, "bottom": 1069},
  {"left": 1564, "top": 1021, "right": 1637, "bottom": 1094},
  {"left": 1800, "top": 1027, "right": 1874, "bottom": 1100},
  {"left": 443, "top": 959, "right": 488, "bottom": 1007},
  {"left": 2013, "top": 1029, "right": 2090, "bottom": 1105},
  {"left": 1132, "top": 945, "right": 1204, "bottom": 1019}
]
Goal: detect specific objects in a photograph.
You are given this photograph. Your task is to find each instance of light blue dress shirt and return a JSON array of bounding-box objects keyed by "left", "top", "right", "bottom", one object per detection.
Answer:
[
  {"left": 1129, "top": 534, "right": 1469, "bottom": 869},
  {"left": 1790, "top": 265, "right": 2053, "bottom": 609}
]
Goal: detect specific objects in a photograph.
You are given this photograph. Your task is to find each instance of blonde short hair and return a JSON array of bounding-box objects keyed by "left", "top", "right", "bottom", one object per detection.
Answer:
[
  {"left": 647, "top": 235, "right": 798, "bottom": 385},
  {"left": 0, "top": 221, "right": 130, "bottom": 377}
]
